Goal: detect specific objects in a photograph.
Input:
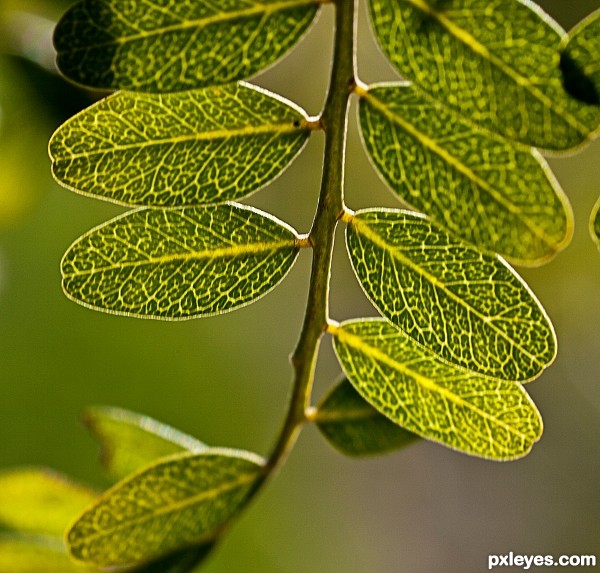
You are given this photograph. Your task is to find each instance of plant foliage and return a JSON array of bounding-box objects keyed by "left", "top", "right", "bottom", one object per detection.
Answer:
[{"left": 4, "top": 0, "right": 598, "bottom": 570}]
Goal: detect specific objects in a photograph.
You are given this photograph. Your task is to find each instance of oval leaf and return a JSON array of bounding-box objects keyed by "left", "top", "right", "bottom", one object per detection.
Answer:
[
  {"left": 367, "top": 0, "right": 600, "bottom": 149},
  {"left": 591, "top": 197, "right": 600, "bottom": 250},
  {"left": 345, "top": 209, "right": 556, "bottom": 381},
  {"left": 358, "top": 83, "right": 573, "bottom": 265},
  {"left": 0, "top": 468, "right": 97, "bottom": 537},
  {"left": 315, "top": 378, "right": 419, "bottom": 457},
  {"left": 84, "top": 406, "right": 207, "bottom": 481},
  {"left": 67, "top": 450, "right": 265, "bottom": 567},
  {"left": 54, "top": 0, "right": 320, "bottom": 92},
  {"left": 561, "top": 9, "right": 600, "bottom": 105},
  {"left": 49, "top": 83, "right": 311, "bottom": 207},
  {"left": 61, "top": 203, "right": 300, "bottom": 319},
  {"left": 330, "top": 319, "right": 543, "bottom": 460}
]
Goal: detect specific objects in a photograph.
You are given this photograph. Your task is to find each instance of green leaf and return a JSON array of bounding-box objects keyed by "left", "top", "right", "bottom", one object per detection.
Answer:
[
  {"left": 49, "top": 83, "right": 311, "bottom": 207},
  {"left": 367, "top": 0, "right": 600, "bottom": 150},
  {"left": 134, "top": 543, "right": 215, "bottom": 573},
  {"left": 345, "top": 209, "right": 556, "bottom": 382},
  {"left": 330, "top": 319, "right": 543, "bottom": 460},
  {"left": 0, "top": 534, "right": 97, "bottom": 573},
  {"left": 358, "top": 82, "right": 573, "bottom": 266},
  {"left": 66, "top": 449, "right": 265, "bottom": 568},
  {"left": 61, "top": 203, "right": 301, "bottom": 319},
  {"left": 84, "top": 406, "right": 207, "bottom": 481},
  {"left": 315, "top": 378, "right": 419, "bottom": 457},
  {"left": 54, "top": 0, "right": 321, "bottom": 92},
  {"left": 0, "top": 468, "right": 97, "bottom": 537},
  {"left": 561, "top": 9, "right": 600, "bottom": 106},
  {"left": 591, "top": 197, "right": 600, "bottom": 250}
]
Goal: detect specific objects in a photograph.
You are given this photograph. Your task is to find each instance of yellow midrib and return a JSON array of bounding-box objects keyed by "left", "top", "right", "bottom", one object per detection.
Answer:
[
  {"left": 331, "top": 324, "right": 534, "bottom": 442},
  {"left": 351, "top": 217, "right": 544, "bottom": 367},
  {"left": 405, "top": 0, "right": 589, "bottom": 137}
]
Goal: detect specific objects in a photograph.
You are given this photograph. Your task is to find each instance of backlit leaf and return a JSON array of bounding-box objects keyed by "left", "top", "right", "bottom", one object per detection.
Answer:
[
  {"left": 0, "top": 468, "right": 97, "bottom": 537},
  {"left": 67, "top": 449, "right": 265, "bottom": 567},
  {"left": 591, "top": 197, "right": 600, "bottom": 250},
  {"left": 84, "top": 406, "right": 207, "bottom": 481},
  {"left": 0, "top": 534, "right": 96, "bottom": 573},
  {"left": 561, "top": 9, "right": 600, "bottom": 105},
  {"left": 358, "top": 83, "right": 573, "bottom": 265},
  {"left": 54, "top": 0, "right": 321, "bottom": 92},
  {"left": 315, "top": 378, "right": 419, "bottom": 457},
  {"left": 49, "top": 83, "right": 311, "bottom": 207},
  {"left": 367, "top": 0, "right": 600, "bottom": 149},
  {"left": 61, "top": 203, "right": 300, "bottom": 319},
  {"left": 346, "top": 209, "right": 556, "bottom": 381},
  {"left": 330, "top": 319, "right": 543, "bottom": 460}
]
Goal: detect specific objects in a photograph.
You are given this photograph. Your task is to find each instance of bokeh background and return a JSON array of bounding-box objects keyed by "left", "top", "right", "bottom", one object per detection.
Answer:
[{"left": 1, "top": 1, "right": 599, "bottom": 571}]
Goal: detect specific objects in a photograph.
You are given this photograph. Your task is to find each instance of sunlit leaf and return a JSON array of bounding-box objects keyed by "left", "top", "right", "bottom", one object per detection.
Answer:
[
  {"left": 50, "top": 83, "right": 311, "bottom": 207},
  {"left": 346, "top": 209, "right": 556, "bottom": 381},
  {"left": 0, "top": 468, "right": 97, "bottom": 537},
  {"left": 0, "top": 534, "right": 96, "bottom": 573},
  {"left": 591, "top": 197, "right": 600, "bottom": 250},
  {"left": 54, "top": 0, "right": 321, "bottom": 92},
  {"left": 358, "top": 82, "right": 573, "bottom": 265},
  {"left": 367, "top": 0, "right": 600, "bottom": 149},
  {"left": 67, "top": 449, "right": 265, "bottom": 567},
  {"left": 330, "top": 319, "right": 543, "bottom": 460},
  {"left": 561, "top": 9, "right": 600, "bottom": 105},
  {"left": 61, "top": 203, "right": 301, "bottom": 319},
  {"left": 315, "top": 378, "right": 419, "bottom": 457},
  {"left": 84, "top": 406, "right": 207, "bottom": 481}
]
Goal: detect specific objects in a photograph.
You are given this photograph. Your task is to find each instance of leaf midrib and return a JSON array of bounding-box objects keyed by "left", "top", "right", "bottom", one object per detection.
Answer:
[
  {"left": 403, "top": 0, "right": 588, "bottom": 138},
  {"left": 332, "top": 324, "right": 534, "bottom": 442},
  {"left": 351, "top": 216, "right": 544, "bottom": 367},
  {"left": 62, "top": 0, "right": 320, "bottom": 51},
  {"left": 362, "top": 90, "right": 561, "bottom": 249}
]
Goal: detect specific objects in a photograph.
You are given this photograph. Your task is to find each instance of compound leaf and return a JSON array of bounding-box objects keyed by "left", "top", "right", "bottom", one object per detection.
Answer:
[
  {"left": 315, "top": 378, "right": 419, "bottom": 457},
  {"left": 330, "top": 319, "right": 543, "bottom": 460},
  {"left": 84, "top": 406, "right": 207, "bottom": 481},
  {"left": 67, "top": 449, "right": 265, "bottom": 568},
  {"left": 368, "top": 0, "right": 600, "bottom": 150},
  {"left": 49, "top": 83, "right": 311, "bottom": 207},
  {"left": 561, "top": 9, "right": 600, "bottom": 105},
  {"left": 358, "top": 83, "right": 573, "bottom": 266},
  {"left": 61, "top": 203, "right": 300, "bottom": 319},
  {"left": 591, "top": 197, "right": 600, "bottom": 250},
  {"left": 0, "top": 468, "right": 97, "bottom": 537},
  {"left": 346, "top": 209, "right": 556, "bottom": 382},
  {"left": 54, "top": 0, "right": 321, "bottom": 92},
  {"left": 0, "top": 534, "right": 97, "bottom": 573}
]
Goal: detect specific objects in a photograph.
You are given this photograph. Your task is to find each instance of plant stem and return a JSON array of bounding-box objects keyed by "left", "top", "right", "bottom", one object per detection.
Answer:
[{"left": 264, "top": 0, "right": 357, "bottom": 475}]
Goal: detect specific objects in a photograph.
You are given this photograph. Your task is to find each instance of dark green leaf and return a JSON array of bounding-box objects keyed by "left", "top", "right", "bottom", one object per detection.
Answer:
[
  {"left": 367, "top": 0, "right": 600, "bottom": 149},
  {"left": 346, "top": 209, "right": 556, "bottom": 382},
  {"left": 0, "top": 468, "right": 97, "bottom": 537},
  {"left": 84, "top": 406, "right": 207, "bottom": 481},
  {"left": 49, "top": 83, "right": 311, "bottom": 207},
  {"left": 315, "top": 378, "right": 419, "bottom": 457},
  {"left": 61, "top": 203, "right": 301, "bottom": 319},
  {"left": 134, "top": 543, "right": 215, "bottom": 573},
  {"left": 358, "top": 82, "right": 573, "bottom": 265},
  {"left": 67, "top": 450, "right": 265, "bottom": 567},
  {"left": 54, "top": 0, "right": 321, "bottom": 92},
  {"left": 330, "top": 319, "right": 543, "bottom": 460}
]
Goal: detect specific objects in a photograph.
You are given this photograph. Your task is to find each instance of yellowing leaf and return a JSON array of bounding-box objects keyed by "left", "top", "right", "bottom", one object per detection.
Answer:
[
  {"left": 346, "top": 209, "right": 556, "bottom": 382},
  {"left": 315, "top": 378, "right": 419, "bottom": 457},
  {"left": 0, "top": 468, "right": 97, "bottom": 537},
  {"left": 49, "top": 83, "right": 311, "bottom": 207},
  {"left": 61, "top": 203, "right": 301, "bottom": 319},
  {"left": 84, "top": 406, "right": 207, "bottom": 481},
  {"left": 368, "top": 0, "right": 600, "bottom": 149},
  {"left": 358, "top": 83, "right": 573, "bottom": 265},
  {"left": 330, "top": 319, "right": 543, "bottom": 460},
  {"left": 67, "top": 450, "right": 265, "bottom": 567},
  {"left": 54, "top": 0, "right": 321, "bottom": 92}
]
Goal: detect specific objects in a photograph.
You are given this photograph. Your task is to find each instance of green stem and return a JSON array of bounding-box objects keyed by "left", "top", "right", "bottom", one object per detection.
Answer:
[{"left": 264, "top": 0, "right": 357, "bottom": 476}]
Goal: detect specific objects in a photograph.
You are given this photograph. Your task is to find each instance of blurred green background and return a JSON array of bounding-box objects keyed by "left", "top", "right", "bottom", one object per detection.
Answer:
[{"left": 1, "top": 1, "right": 599, "bottom": 571}]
